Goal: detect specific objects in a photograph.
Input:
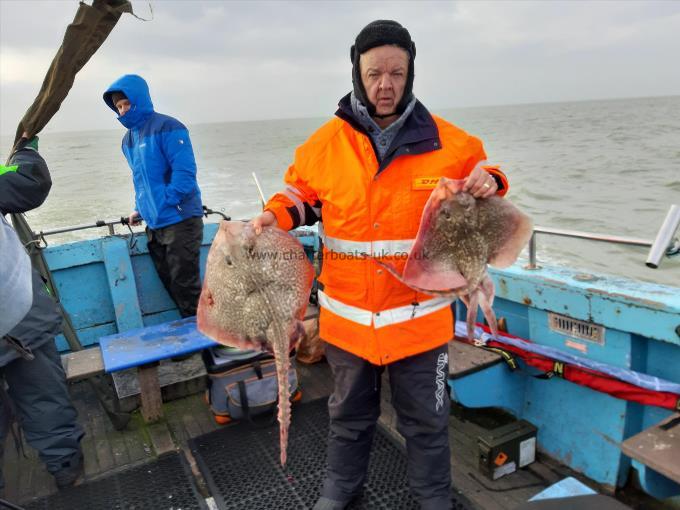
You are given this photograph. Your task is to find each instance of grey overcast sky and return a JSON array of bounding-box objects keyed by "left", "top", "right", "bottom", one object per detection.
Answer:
[{"left": 1, "top": 0, "right": 679, "bottom": 135}]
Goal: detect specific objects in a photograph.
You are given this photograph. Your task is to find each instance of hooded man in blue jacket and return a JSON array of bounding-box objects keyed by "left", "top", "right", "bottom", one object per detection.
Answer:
[{"left": 103, "top": 75, "right": 204, "bottom": 318}]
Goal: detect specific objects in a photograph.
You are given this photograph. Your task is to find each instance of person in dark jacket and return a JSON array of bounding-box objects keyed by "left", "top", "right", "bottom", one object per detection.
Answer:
[
  {"left": 103, "top": 75, "right": 204, "bottom": 318},
  {"left": 0, "top": 135, "right": 85, "bottom": 494}
]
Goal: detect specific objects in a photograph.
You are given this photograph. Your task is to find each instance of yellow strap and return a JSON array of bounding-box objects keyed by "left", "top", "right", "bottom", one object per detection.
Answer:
[{"left": 553, "top": 361, "right": 565, "bottom": 378}]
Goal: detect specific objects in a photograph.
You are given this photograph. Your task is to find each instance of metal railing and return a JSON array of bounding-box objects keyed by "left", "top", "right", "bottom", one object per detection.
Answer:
[
  {"left": 526, "top": 204, "right": 680, "bottom": 270},
  {"left": 28, "top": 206, "right": 230, "bottom": 248},
  {"left": 38, "top": 217, "right": 131, "bottom": 237},
  {"left": 23, "top": 201, "right": 680, "bottom": 271}
]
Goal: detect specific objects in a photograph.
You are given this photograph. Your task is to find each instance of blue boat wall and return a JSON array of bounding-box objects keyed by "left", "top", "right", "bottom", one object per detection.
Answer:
[
  {"left": 44, "top": 223, "right": 318, "bottom": 351},
  {"left": 43, "top": 224, "right": 679, "bottom": 498},
  {"left": 455, "top": 265, "right": 680, "bottom": 498}
]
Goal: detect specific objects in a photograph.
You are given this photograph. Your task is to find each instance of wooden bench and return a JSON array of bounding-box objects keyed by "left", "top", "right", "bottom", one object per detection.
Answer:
[
  {"left": 61, "top": 306, "right": 320, "bottom": 423},
  {"left": 448, "top": 337, "right": 526, "bottom": 416},
  {"left": 449, "top": 338, "right": 504, "bottom": 379},
  {"left": 61, "top": 346, "right": 106, "bottom": 381},
  {"left": 62, "top": 316, "right": 216, "bottom": 422},
  {"left": 621, "top": 413, "right": 680, "bottom": 484}
]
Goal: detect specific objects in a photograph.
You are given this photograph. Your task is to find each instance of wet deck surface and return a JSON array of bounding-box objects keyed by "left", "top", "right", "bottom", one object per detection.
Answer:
[{"left": 2, "top": 360, "right": 660, "bottom": 509}]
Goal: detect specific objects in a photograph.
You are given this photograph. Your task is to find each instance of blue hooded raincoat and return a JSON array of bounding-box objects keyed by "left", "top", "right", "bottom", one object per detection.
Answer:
[{"left": 103, "top": 74, "right": 203, "bottom": 229}]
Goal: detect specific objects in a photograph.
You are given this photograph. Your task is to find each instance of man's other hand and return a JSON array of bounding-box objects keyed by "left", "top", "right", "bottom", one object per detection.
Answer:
[
  {"left": 128, "top": 211, "right": 142, "bottom": 225},
  {"left": 463, "top": 165, "right": 498, "bottom": 198},
  {"left": 251, "top": 211, "right": 277, "bottom": 235}
]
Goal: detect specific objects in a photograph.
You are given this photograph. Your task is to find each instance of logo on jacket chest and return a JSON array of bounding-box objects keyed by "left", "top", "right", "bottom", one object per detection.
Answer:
[{"left": 412, "top": 177, "right": 441, "bottom": 190}]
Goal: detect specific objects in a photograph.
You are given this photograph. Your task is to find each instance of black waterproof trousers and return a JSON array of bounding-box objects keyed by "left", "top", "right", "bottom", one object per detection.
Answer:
[
  {"left": 146, "top": 216, "right": 203, "bottom": 317},
  {"left": 0, "top": 340, "right": 84, "bottom": 490},
  {"left": 321, "top": 343, "right": 452, "bottom": 510}
]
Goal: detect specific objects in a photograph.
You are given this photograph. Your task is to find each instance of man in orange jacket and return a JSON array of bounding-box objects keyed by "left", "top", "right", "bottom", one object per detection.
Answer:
[{"left": 253, "top": 20, "right": 508, "bottom": 510}]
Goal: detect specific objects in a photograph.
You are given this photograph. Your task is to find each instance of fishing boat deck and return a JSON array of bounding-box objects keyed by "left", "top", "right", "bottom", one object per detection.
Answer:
[{"left": 3, "top": 360, "right": 661, "bottom": 509}]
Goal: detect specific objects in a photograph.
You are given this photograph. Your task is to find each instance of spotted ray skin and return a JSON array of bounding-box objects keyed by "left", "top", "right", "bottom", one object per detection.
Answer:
[
  {"left": 197, "top": 221, "right": 314, "bottom": 466},
  {"left": 379, "top": 178, "right": 532, "bottom": 341}
]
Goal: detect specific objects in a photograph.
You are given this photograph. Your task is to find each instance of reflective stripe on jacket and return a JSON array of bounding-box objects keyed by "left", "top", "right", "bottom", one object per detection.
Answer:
[
  {"left": 0, "top": 142, "right": 51, "bottom": 216},
  {"left": 265, "top": 95, "right": 508, "bottom": 365}
]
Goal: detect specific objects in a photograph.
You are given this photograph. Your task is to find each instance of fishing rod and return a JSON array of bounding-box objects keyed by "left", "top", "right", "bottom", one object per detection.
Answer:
[
  {"left": 38, "top": 217, "right": 133, "bottom": 237},
  {"left": 33, "top": 206, "right": 231, "bottom": 240},
  {"left": 252, "top": 172, "right": 267, "bottom": 210},
  {"left": 202, "top": 205, "right": 231, "bottom": 221}
]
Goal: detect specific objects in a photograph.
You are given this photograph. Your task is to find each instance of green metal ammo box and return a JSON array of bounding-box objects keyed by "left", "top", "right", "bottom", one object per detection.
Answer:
[{"left": 478, "top": 420, "right": 538, "bottom": 480}]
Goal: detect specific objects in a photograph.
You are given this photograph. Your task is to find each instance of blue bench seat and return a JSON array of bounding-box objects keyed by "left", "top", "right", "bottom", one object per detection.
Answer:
[{"left": 99, "top": 316, "right": 217, "bottom": 372}]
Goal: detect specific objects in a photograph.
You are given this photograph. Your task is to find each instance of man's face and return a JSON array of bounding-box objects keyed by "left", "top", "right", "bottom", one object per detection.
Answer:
[
  {"left": 115, "top": 98, "right": 131, "bottom": 117},
  {"left": 359, "top": 45, "right": 409, "bottom": 117}
]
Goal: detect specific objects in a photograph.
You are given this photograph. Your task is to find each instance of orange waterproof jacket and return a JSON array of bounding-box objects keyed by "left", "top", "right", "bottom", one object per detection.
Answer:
[{"left": 266, "top": 96, "right": 508, "bottom": 365}]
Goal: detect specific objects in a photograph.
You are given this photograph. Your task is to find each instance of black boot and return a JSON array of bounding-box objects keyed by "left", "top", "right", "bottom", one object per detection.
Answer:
[{"left": 53, "top": 451, "right": 84, "bottom": 489}]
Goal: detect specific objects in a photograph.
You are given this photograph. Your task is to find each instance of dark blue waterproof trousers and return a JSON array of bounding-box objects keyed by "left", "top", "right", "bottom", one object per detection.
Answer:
[
  {"left": 322, "top": 343, "right": 452, "bottom": 510},
  {"left": 0, "top": 339, "right": 84, "bottom": 490},
  {"left": 146, "top": 216, "right": 203, "bottom": 318}
]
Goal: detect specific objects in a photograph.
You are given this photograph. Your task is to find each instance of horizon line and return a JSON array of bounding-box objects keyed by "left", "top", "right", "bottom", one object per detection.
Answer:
[{"left": 1, "top": 92, "right": 678, "bottom": 139}]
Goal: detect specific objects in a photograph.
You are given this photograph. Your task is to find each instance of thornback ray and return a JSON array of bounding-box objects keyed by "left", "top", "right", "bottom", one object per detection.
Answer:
[
  {"left": 197, "top": 221, "right": 314, "bottom": 466},
  {"left": 375, "top": 177, "right": 532, "bottom": 341}
]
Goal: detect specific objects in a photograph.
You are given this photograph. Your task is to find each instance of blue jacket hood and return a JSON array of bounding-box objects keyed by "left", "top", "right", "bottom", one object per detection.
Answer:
[{"left": 103, "top": 74, "right": 154, "bottom": 129}]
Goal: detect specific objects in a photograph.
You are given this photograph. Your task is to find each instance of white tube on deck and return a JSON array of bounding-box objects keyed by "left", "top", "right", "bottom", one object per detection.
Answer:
[{"left": 646, "top": 205, "right": 680, "bottom": 269}]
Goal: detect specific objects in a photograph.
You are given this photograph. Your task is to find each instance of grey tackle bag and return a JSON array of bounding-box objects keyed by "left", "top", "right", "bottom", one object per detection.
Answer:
[{"left": 203, "top": 346, "right": 299, "bottom": 423}]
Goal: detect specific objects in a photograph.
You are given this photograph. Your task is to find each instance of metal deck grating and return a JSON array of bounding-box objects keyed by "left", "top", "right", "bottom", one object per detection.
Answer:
[
  {"left": 22, "top": 452, "right": 206, "bottom": 510},
  {"left": 188, "top": 397, "right": 474, "bottom": 510}
]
